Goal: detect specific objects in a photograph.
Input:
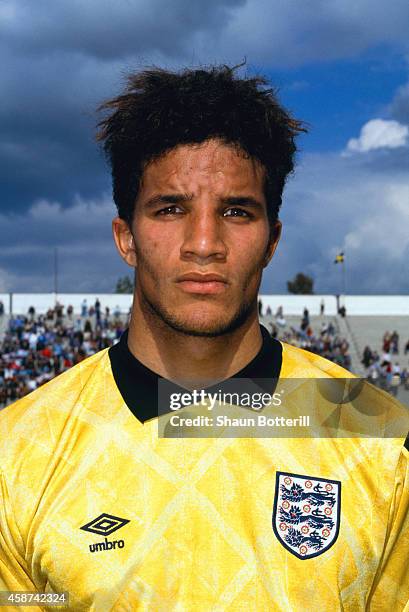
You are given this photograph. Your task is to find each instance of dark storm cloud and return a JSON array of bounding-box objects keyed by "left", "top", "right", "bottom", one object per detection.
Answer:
[
  {"left": 2, "top": 0, "right": 409, "bottom": 216},
  {"left": 3, "top": 0, "right": 409, "bottom": 63},
  {"left": 220, "top": 0, "right": 409, "bottom": 67},
  {"left": 2, "top": 0, "right": 244, "bottom": 61},
  {"left": 0, "top": 0, "right": 246, "bottom": 214},
  {"left": 1, "top": 0, "right": 409, "bottom": 293},
  {"left": 0, "top": 49, "right": 122, "bottom": 213}
]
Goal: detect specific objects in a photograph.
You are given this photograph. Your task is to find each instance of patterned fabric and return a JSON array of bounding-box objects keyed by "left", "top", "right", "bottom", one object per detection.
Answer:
[{"left": 0, "top": 343, "right": 408, "bottom": 611}]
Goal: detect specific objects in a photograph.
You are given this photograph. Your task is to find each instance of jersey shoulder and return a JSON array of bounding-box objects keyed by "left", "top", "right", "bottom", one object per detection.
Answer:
[
  {"left": 280, "top": 341, "right": 408, "bottom": 449},
  {"left": 279, "top": 341, "right": 356, "bottom": 379},
  {"left": 0, "top": 348, "right": 114, "bottom": 473},
  {"left": 0, "top": 348, "right": 110, "bottom": 422}
]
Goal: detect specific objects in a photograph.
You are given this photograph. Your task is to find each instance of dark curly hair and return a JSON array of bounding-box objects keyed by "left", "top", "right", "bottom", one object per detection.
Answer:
[{"left": 97, "top": 65, "right": 306, "bottom": 226}]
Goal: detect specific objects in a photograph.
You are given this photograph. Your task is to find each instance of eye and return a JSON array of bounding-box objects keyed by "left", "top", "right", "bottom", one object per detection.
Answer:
[
  {"left": 156, "top": 205, "right": 184, "bottom": 216},
  {"left": 223, "top": 208, "right": 251, "bottom": 218}
]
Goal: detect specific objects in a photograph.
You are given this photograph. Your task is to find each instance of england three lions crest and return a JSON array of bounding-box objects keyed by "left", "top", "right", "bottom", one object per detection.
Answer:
[{"left": 273, "top": 471, "right": 341, "bottom": 560}]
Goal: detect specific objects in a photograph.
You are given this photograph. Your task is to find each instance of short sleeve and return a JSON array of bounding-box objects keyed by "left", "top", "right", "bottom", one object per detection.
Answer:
[
  {"left": 0, "top": 470, "right": 37, "bottom": 593},
  {"left": 367, "top": 445, "right": 409, "bottom": 610}
]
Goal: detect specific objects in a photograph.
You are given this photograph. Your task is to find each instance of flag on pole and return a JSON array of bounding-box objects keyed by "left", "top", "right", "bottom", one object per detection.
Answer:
[{"left": 334, "top": 252, "right": 344, "bottom": 264}]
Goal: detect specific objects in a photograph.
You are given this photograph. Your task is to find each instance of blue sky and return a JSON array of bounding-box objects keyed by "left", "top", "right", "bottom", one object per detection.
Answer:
[
  {"left": 0, "top": 1, "right": 408, "bottom": 294},
  {"left": 272, "top": 48, "right": 408, "bottom": 151}
]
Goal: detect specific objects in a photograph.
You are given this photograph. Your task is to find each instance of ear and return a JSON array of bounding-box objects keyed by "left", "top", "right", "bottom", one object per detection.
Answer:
[
  {"left": 112, "top": 217, "right": 137, "bottom": 267},
  {"left": 263, "top": 220, "right": 282, "bottom": 268}
]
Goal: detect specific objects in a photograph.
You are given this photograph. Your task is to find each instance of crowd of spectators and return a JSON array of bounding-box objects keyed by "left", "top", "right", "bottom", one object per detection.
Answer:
[
  {"left": 4, "top": 297, "right": 409, "bottom": 407},
  {"left": 362, "top": 331, "right": 409, "bottom": 397},
  {"left": 265, "top": 306, "right": 352, "bottom": 370},
  {"left": 0, "top": 301, "right": 128, "bottom": 408}
]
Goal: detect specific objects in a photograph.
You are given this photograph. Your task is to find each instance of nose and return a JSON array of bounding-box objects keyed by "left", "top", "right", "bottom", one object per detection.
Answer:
[{"left": 180, "top": 207, "right": 228, "bottom": 263}]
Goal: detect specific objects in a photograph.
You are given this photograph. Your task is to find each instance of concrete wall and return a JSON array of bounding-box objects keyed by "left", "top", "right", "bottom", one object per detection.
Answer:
[
  {"left": 334, "top": 296, "right": 409, "bottom": 316},
  {"left": 0, "top": 293, "right": 408, "bottom": 316},
  {"left": 258, "top": 294, "right": 337, "bottom": 316},
  {"left": 0, "top": 293, "right": 133, "bottom": 315},
  {"left": 259, "top": 295, "right": 409, "bottom": 316}
]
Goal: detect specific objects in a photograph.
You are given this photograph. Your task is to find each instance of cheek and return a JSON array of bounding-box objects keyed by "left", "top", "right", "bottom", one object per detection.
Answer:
[
  {"left": 135, "top": 220, "right": 174, "bottom": 254},
  {"left": 233, "top": 231, "right": 269, "bottom": 268},
  {"left": 134, "top": 232, "right": 173, "bottom": 282},
  {"left": 134, "top": 222, "right": 159, "bottom": 258}
]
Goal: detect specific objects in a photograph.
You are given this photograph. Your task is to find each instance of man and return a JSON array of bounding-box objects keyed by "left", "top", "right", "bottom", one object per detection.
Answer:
[{"left": 0, "top": 66, "right": 408, "bottom": 611}]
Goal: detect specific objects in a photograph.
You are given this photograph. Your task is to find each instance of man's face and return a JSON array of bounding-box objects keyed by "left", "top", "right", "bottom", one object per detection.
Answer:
[{"left": 129, "top": 139, "right": 281, "bottom": 337}]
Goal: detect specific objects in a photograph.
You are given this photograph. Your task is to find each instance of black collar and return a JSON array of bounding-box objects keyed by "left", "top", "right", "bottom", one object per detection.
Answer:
[{"left": 109, "top": 325, "right": 282, "bottom": 423}]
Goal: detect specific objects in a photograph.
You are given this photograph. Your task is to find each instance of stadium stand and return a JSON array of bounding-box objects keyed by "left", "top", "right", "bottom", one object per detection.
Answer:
[
  {"left": 0, "top": 305, "right": 129, "bottom": 409},
  {"left": 347, "top": 316, "right": 409, "bottom": 405},
  {"left": 2, "top": 297, "right": 408, "bottom": 408},
  {"left": 260, "top": 312, "right": 353, "bottom": 371},
  {"left": 1, "top": 302, "right": 354, "bottom": 409},
  {"left": 337, "top": 315, "right": 365, "bottom": 376},
  {"left": 347, "top": 316, "right": 408, "bottom": 361}
]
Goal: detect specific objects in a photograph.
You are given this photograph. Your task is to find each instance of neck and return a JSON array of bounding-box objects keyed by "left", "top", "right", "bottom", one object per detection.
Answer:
[{"left": 127, "top": 293, "right": 263, "bottom": 387}]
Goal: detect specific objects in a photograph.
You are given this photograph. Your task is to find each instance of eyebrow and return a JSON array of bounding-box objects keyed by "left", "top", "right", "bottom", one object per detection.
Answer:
[
  {"left": 219, "top": 196, "right": 264, "bottom": 210},
  {"left": 143, "top": 194, "right": 264, "bottom": 210},
  {"left": 143, "top": 194, "right": 193, "bottom": 209}
]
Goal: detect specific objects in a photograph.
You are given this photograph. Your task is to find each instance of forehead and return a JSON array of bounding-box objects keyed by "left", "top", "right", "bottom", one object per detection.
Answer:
[{"left": 139, "top": 139, "right": 266, "bottom": 194}]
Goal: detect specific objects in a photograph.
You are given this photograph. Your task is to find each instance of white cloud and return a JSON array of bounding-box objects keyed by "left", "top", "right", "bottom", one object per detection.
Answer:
[
  {"left": 0, "top": 153, "right": 408, "bottom": 295},
  {"left": 261, "top": 151, "right": 409, "bottom": 294},
  {"left": 0, "top": 194, "right": 131, "bottom": 293},
  {"left": 346, "top": 119, "right": 409, "bottom": 153},
  {"left": 343, "top": 183, "right": 409, "bottom": 258}
]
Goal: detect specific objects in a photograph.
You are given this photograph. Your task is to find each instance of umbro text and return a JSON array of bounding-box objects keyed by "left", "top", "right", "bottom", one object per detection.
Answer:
[{"left": 89, "top": 537, "right": 125, "bottom": 553}]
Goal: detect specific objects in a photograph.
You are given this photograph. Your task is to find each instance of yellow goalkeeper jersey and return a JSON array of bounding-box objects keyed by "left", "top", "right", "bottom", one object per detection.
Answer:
[{"left": 0, "top": 326, "right": 408, "bottom": 611}]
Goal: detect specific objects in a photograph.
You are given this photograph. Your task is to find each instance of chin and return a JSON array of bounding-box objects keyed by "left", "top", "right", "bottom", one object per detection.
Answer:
[
  {"left": 143, "top": 292, "right": 256, "bottom": 338},
  {"left": 172, "top": 319, "right": 233, "bottom": 337},
  {"left": 160, "top": 304, "right": 254, "bottom": 338}
]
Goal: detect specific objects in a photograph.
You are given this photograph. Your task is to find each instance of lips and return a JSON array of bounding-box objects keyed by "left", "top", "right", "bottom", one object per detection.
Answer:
[
  {"left": 177, "top": 272, "right": 227, "bottom": 283},
  {"left": 176, "top": 272, "right": 228, "bottom": 295}
]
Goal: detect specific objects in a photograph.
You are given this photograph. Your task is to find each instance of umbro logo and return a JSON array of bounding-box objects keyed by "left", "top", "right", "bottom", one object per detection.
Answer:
[
  {"left": 80, "top": 513, "right": 130, "bottom": 536},
  {"left": 80, "top": 513, "right": 130, "bottom": 553}
]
